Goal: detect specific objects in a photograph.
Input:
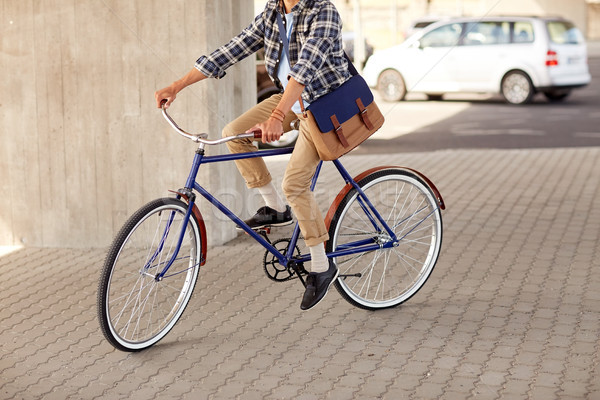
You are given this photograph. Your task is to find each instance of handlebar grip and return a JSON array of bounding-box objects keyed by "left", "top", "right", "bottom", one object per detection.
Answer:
[{"left": 253, "top": 131, "right": 263, "bottom": 139}]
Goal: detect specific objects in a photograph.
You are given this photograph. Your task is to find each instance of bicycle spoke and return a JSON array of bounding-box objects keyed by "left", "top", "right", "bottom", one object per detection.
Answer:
[
  {"left": 373, "top": 249, "right": 389, "bottom": 300},
  {"left": 392, "top": 204, "right": 429, "bottom": 232},
  {"left": 349, "top": 201, "right": 378, "bottom": 232},
  {"left": 391, "top": 247, "right": 424, "bottom": 278},
  {"left": 395, "top": 197, "right": 427, "bottom": 237},
  {"left": 393, "top": 185, "right": 414, "bottom": 230},
  {"left": 350, "top": 249, "right": 381, "bottom": 296},
  {"left": 111, "top": 277, "right": 151, "bottom": 309},
  {"left": 337, "top": 224, "right": 378, "bottom": 236},
  {"left": 131, "top": 282, "right": 156, "bottom": 340},
  {"left": 120, "top": 277, "right": 155, "bottom": 338},
  {"left": 385, "top": 181, "right": 404, "bottom": 223}
]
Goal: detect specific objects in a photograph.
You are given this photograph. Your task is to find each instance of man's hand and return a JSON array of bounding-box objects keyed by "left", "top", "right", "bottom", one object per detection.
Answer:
[
  {"left": 155, "top": 85, "right": 177, "bottom": 108},
  {"left": 247, "top": 117, "right": 284, "bottom": 143}
]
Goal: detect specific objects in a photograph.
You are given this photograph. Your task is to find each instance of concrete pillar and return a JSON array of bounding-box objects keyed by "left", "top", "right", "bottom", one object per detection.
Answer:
[
  {"left": 191, "top": 1, "right": 257, "bottom": 246},
  {"left": 0, "top": 0, "right": 255, "bottom": 247}
]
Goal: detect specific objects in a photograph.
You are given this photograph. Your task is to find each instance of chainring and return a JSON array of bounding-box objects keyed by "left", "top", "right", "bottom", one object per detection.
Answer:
[{"left": 263, "top": 238, "right": 306, "bottom": 282}]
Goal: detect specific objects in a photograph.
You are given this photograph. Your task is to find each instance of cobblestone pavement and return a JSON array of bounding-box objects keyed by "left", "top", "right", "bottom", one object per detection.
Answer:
[{"left": 1, "top": 147, "right": 599, "bottom": 400}]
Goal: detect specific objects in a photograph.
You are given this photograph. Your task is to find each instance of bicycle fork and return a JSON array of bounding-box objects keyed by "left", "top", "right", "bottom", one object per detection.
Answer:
[
  {"left": 143, "top": 192, "right": 196, "bottom": 281},
  {"left": 150, "top": 148, "right": 206, "bottom": 281}
]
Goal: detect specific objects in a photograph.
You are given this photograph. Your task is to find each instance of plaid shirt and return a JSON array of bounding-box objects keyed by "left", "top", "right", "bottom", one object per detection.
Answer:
[{"left": 195, "top": 0, "right": 351, "bottom": 104}]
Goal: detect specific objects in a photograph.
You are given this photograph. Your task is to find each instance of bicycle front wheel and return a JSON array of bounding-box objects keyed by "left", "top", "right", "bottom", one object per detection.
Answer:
[
  {"left": 97, "top": 198, "right": 203, "bottom": 351},
  {"left": 327, "top": 169, "right": 443, "bottom": 310}
]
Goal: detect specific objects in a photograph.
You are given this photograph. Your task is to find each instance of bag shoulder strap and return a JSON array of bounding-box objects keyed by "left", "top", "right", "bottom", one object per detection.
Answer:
[
  {"left": 276, "top": 13, "right": 308, "bottom": 115},
  {"left": 276, "top": 13, "right": 290, "bottom": 64},
  {"left": 275, "top": 12, "right": 358, "bottom": 116},
  {"left": 276, "top": 13, "right": 357, "bottom": 76}
]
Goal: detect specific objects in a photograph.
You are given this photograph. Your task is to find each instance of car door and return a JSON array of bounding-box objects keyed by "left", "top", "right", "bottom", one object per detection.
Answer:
[
  {"left": 407, "top": 22, "right": 464, "bottom": 93},
  {"left": 447, "top": 21, "right": 512, "bottom": 92}
]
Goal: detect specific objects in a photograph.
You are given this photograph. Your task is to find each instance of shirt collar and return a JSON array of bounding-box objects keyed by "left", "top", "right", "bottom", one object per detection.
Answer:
[{"left": 278, "top": 0, "right": 312, "bottom": 14}]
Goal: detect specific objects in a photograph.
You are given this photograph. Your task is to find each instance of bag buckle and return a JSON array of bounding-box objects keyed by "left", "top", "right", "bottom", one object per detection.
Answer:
[
  {"left": 356, "top": 98, "right": 375, "bottom": 130},
  {"left": 330, "top": 114, "right": 349, "bottom": 148}
]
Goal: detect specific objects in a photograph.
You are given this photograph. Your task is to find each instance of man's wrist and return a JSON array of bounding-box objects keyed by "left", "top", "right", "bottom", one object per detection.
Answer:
[
  {"left": 171, "top": 80, "right": 184, "bottom": 94},
  {"left": 173, "top": 69, "right": 206, "bottom": 93},
  {"left": 270, "top": 108, "right": 286, "bottom": 122}
]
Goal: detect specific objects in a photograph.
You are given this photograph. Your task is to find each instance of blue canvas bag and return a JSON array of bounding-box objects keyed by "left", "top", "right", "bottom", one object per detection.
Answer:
[{"left": 276, "top": 13, "right": 384, "bottom": 160}]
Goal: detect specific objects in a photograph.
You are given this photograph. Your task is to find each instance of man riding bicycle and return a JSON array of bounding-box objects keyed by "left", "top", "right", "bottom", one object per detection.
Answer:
[{"left": 155, "top": 0, "right": 351, "bottom": 310}]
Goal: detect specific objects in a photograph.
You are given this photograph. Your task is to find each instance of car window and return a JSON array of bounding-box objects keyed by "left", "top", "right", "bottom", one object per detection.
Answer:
[
  {"left": 420, "top": 23, "right": 463, "bottom": 48},
  {"left": 414, "top": 21, "right": 437, "bottom": 29},
  {"left": 546, "top": 21, "right": 584, "bottom": 44},
  {"left": 513, "top": 22, "right": 535, "bottom": 43},
  {"left": 464, "top": 21, "right": 511, "bottom": 45}
]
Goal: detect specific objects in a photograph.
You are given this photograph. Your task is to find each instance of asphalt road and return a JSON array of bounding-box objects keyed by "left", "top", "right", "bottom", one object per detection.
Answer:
[{"left": 357, "top": 57, "right": 600, "bottom": 154}]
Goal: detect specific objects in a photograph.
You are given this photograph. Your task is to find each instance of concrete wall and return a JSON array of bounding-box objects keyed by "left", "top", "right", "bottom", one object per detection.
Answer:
[{"left": 0, "top": 0, "right": 255, "bottom": 247}]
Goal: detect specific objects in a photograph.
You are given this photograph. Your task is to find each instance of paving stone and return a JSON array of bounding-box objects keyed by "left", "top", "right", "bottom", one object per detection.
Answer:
[{"left": 0, "top": 148, "right": 598, "bottom": 399}]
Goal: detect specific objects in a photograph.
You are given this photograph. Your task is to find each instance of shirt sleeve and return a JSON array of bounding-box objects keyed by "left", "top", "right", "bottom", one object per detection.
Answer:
[
  {"left": 195, "top": 12, "right": 265, "bottom": 79},
  {"left": 288, "top": 4, "right": 342, "bottom": 86}
]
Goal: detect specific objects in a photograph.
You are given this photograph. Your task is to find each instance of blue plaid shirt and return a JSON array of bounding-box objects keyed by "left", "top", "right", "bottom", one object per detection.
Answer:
[{"left": 195, "top": 0, "right": 351, "bottom": 104}]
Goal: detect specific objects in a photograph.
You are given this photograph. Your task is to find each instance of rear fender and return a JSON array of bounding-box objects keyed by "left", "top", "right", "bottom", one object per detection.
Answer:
[
  {"left": 324, "top": 166, "right": 445, "bottom": 231},
  {"left": 169, "top": 190, "right": 208, "bottom": 266}
]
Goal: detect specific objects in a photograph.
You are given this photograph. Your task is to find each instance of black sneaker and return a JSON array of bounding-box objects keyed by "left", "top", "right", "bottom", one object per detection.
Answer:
[
  {"left": 300, "top": 259, "right": 339, "bottom": 310},
  {"left": 238, "top": 206, "right": 293, "bottom": 230}
]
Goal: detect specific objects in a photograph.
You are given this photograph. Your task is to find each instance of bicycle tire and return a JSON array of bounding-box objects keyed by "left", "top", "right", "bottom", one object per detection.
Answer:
[
  {"left": 327, "top": 169, "right": 443, "bottom": 310},
  {"left": 97, "top": 198, "right": 203, "bottom": 351}
]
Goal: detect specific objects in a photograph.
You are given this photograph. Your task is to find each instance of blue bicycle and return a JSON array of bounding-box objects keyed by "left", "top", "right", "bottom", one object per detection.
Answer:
[{"left": 97, "top": 103, "right": 445, "bottom": 351}]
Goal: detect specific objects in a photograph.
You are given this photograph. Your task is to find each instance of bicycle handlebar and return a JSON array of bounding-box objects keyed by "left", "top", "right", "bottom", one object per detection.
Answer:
[{"left": 160, "top": 101, "right": 261, "bottom": 145}]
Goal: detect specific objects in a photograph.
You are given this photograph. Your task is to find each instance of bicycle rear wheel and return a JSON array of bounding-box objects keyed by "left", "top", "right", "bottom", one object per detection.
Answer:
[
  {"left": 97, "top": 198, "right": 203, "bottom": 351},
  {"left": 327, "top": 169, "right": 442, "bottom": 310}
]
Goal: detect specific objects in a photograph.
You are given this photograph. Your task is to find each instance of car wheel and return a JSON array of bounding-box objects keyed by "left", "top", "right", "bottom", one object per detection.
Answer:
[
  {"left": 543, "top": 90, "right": 571, "bottom": 102},
  {"left": 501, "top": 71, "right": 535, "bottom": 105},
  {"left": 257, "top": 87, "right": 280, "bottom": 103},
  {"left": 377, "top": 69, "right": 407, "bottom": 102},
  {"left": 426, "top": 94, "right": 444, "bottom": 101}
]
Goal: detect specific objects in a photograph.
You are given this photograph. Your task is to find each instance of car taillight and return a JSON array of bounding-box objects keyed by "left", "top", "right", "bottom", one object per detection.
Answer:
[{"left": 546, "top": 50, "right": 558, "bottom": 66}]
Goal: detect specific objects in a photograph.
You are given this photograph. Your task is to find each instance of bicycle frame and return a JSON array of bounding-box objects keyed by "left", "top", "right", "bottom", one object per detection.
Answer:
[{"left": 156, "top": 145, "right": 399, "bottom": 280}]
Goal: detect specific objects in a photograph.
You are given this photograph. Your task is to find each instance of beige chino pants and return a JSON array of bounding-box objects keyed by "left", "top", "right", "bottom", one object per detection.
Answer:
[{"left": 222, "top": 93, "right": 329, "bottom": 247}]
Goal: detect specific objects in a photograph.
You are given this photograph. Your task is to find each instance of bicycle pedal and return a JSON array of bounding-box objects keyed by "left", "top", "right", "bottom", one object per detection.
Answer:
[
  {"left": 241, "top": 226, "right": 271, "bottom": 234},
  {"left": 254, "top": 226, "right": 271, "bottom": 234}
]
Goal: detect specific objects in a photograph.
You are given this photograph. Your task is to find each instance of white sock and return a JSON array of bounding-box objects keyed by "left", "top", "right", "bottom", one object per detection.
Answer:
[
  {"left": 258, "top": 182, "right": 287, "bottom": 213},
  {"left": 309, "top": 244, "right": 329, "bottom": 273}
]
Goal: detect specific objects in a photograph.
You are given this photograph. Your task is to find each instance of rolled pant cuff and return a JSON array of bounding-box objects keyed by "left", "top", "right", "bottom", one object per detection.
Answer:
[
  {"left": 304, "top": 233, "right": 330, "bottom": 248},
  {"left": 246, "top": 175, "right": 272, "bottom": 189}
]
